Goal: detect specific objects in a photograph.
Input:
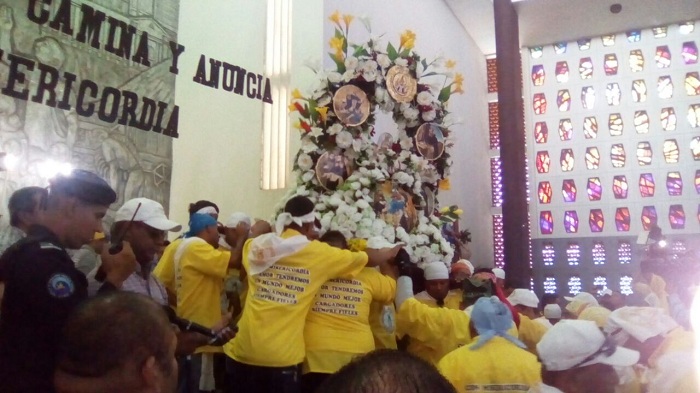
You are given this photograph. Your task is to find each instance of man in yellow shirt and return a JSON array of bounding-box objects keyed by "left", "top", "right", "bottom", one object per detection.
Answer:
[
  {"left": 223, "top": 196, "right": 400, "bottom": 393},
  {"left": 438, "top": 296, "right": 541, "bottom": 392},
  {"left": 508, "top": 288, "right": 550, "bottom": 353}
]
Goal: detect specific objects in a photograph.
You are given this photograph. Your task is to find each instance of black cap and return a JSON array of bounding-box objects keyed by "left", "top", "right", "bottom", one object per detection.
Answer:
[{"left": 50, "top": 169, "right": 117, "bottom": 206}]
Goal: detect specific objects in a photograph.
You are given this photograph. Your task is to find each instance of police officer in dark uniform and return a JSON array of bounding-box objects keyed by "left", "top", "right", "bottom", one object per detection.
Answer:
[{"left": 0, "top": 169, "right": 137, "bottom": 392}]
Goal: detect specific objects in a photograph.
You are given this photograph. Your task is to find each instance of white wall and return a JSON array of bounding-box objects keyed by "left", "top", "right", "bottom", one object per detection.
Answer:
[
  {"left": 322, "top": 0, "right": 493, "bottom": 266},
  {"left": 170, "top": 0, "right": 322, "bottom": 230}
]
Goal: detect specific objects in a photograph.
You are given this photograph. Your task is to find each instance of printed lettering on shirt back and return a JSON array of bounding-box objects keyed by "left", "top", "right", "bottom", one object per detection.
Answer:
[
  {"left": 311, "top": 278, "right": 365, "bottom": 317},
  {"left": 252, "top": 264, "right": 310, "bottom": 305}
]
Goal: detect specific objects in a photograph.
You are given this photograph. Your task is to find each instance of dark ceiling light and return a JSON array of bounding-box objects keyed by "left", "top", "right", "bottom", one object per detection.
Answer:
[{"left": 610, "top": 3, "right": 622, "bottom": 14}]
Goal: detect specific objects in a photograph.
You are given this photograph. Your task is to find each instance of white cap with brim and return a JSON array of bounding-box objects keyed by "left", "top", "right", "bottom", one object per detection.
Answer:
[
  {"left": 604, "top": 306, "right": 678, "bottom": 343},
  {"left": 564, "top": 292, "right": 599, "bottom": 316},
  {"left": 538, "top": 320, "right": 640, "bottom": 371},
  {"left": 423, "top": 262, "right": 449, "bottom": 281},
  {"left": 544, "top": 304, "right": 562, "bottom": 319},
  {"left": 493, "top": 268, "right": 506, "bottom": 280},
  {"left": 507, "top": 288, "right": 540, "bottom": 309},
  {"left": 116, "top": 198, "right": 181, "bottom": 232}
]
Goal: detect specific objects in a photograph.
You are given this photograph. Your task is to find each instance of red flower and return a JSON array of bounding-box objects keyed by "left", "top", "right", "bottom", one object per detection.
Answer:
[{"left": 300, "top": 121, "right": 312, "bottom": 133}]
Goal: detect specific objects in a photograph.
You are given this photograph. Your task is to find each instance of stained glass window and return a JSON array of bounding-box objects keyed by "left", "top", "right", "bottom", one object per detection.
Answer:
[
  {"left": 626, "top": 30, "right": 641, "bottom": 43},
  {"left": 581, "top": 86, "right": 596, "bottom": 109},
  {"left": 615, "top": 207, "right": 631, "bottom": 232},
  {"left": 669, "top": 204, "right": 685, "bottom": 229},
  {"left": 543, "top": 277, "right": 557, "bottom": 294},
  {"left": 557, "top": 90, "right": 571, "bottom": 111},
  {"left": 585, "top": 147, "right": 600, "bottom": 170},
  {"left": 564, "top": 211, "right": 579, "bottom": 233},
  {"left": 567, "top": 243, "right": 581, "bottom": 266},
  {"left": 641, "top": 206, "right": 658, "bottom": 231},
  {"left": 689, "top": 104, "right": 700, "bottom": 127},
  {"left": 663, "top": 139, "right": 679, "bottom": 163},
  {"left": 493, "top": 215, "right": 504, "bottom": 266},
  {"left": 606, "top": 83, "right": 621, "bottom": 106},
  {"left": 555, "top": 61, "right": 570, "bottom": 83},
  {"left": 661, "top": 107, "right": 676, "bottom": 131},
  {"left": 562, "top": 180, "right": 577, "bottom": 202},
  {"left": 538, "top": 181, "right": 552, "bottom": 204},
  {"left": 658, "top": 76, "right": 673, "bottom": 99},
  {"left": 692, "top": 136, "right": 700, "bottom": 160},
  {"left": 589, "top": 209, "right": 604, "bottom": 232},
  {"left": 584, "top": 116, "right": 598, "bottom": 138},
  {"left": 560, "top": 149, "right": 574, "bottom": 171},
  {"left": 587, "top": 177, "right": 602, "bottom": 201},
  {"left": 618, "top": 242, "right": 632, "bottom": 265},
  {"left": 536, "top": 151, "right": 550, "bottom": 173},
  {"left": 610, "top": 144, "right": 626, "bottom": 168},
  {"left": 620, "top": 275, "right": 633, "bottom": 295},
  {"left": 531, "top": 65, "right": 545, "bottom": 86},
  {"left": 601, "top": 35, "right": 615, "bottom": 46},
  {"left": 686, "top": 72, "right": 700, "bottom": 96},
  {"left": 559, "top": 119, "right": 573, "bottom": 141},
  {"left": 613, "top": 175, "right": 628, "bottom": 199},
  {"left": 579, "top": 57, "right": 593, "bottom": 79},
  {"left": 609, "top": 114, "right": 623, "bottom": 136},
  {"left": 682, "top": 41, "right": 698, "bottom": 65},
  {"left": 639, "top": 173, "right": 656, "bottom": 197},
  {"left": 695, "top": 169, "right": 700, "bottom": 194},
  {"left": 568, "top": 276, "right": 582, "bottom": 295},
  {"left": 604, "top": 54, "right": 618, "bottom": 75},
  {"left": 666, "top": 171, "right": 683, "bottom": 196},
  {"left": 653, "top": 26, "right": 668, "bottom": 38},
  {"left": 577, "top": 39, "right": 591, "bottom": 51},
  {"left": 636, "top": 142, "right": 652, "bottom": 166},
  {"left": 679, "top": 22, "right": 695, "bottom": 34},
  {"left": 629, "top": 50, "right": 644, "bottom": 72},
  {"left": 594, "top": 276, "right": 608, "bottom": 291},
  {"left": 540, "top": 211, "right": 554, "bottom": 234},
  {"left": 554, "top": 42, "right": 567, "bottom": 54},
  {"left": 632, "top": 80, "right": 647, "bottom": 103},
  {"left": 533, "top": 93, "right": 547, "bottom": 115},
  {"left": 534, "top": 122, "right": 548, "bottom": 144},
  {"left": 530, "top": 47, "right": 543, "bottom": 59},
  {"left": 634, "top": 111, "right": 649, "bottom": 133},
  {"left": 655, "top": 46, "right": 671, "bottom": 68},
  {"left": 491, "top": 157, "right": 503, "bottom": 207}
]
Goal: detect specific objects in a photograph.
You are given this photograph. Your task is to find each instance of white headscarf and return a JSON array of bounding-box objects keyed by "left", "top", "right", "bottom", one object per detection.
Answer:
[{"left": 274, "top": 211, "right": 316, "bottom": 235}]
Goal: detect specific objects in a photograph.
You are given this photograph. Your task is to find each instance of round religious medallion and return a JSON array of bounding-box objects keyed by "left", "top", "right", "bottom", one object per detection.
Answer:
[
  {"left": 333, "top": 85, "right": 370, "bottom": 126},
  {"left": 415, "top": 123, "right": 446, "bottom": 161},
  {"left": 315, "top": 151, "right": 353, "bottom": 191},
  {"left": 386, "top": 65, "right": 417, "bottom": 103}
]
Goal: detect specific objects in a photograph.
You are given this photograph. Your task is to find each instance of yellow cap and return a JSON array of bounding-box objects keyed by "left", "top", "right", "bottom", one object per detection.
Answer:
[{"left": 93, "top": 232, "right": 106, "bottom": 240}]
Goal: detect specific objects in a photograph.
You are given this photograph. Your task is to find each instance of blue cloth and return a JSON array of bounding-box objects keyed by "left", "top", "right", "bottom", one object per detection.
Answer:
[
  {"left": 470, "top": 296, "right": 525, "bottom": 350},
  {"left": 185, "top": 213, "right": 217, "bottom": 238}
]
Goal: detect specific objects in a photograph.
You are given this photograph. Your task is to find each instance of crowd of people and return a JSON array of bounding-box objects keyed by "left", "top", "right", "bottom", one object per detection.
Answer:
[{"left": 0, "top": 168, "right": 697, "bottom": 393}]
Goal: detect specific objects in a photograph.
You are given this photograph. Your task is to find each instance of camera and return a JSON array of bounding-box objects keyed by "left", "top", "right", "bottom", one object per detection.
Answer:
[{"left": 393, "top": 248, "right": 414, "bottom": 277}]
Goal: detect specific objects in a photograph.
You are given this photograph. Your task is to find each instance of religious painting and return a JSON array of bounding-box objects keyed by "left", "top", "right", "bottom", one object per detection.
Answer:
[
  {"left": 333, "top": 85, "right": 370, "bottom": 126},
  {"left": 415, "top": 123, "right": 445, "bottom": 161},
  {"left": 373, "top": 181, "right": 418, "bottom": 233},
  {"left": 386, "top": 65, "right": 417, "bottom": 103},
  {"left": 315, "top": 151, "right": 352, "bottom": 191}
]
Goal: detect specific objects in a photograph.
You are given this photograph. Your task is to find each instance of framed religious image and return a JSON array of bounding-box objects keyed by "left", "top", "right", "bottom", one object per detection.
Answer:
[
  {"left": 415, "top": 123, "right": 445, "bottom": 160},
  {"left": 333, "top": 85, "right": 370, "bottom": 126},
  {"left": 386, "top": 65, "right": 417, "bottom": 103},
  {"left": 375, "top": 132, "right": 394, "bottom": 153},
  {"left": 421, "top": 185, "right": 435, "bottom": 217},
  {"left": 373, "top": 181, "right": 418, "bottom": 233},
  {"left": 315, "top": 151, "right": 353, "bottom": 191}
]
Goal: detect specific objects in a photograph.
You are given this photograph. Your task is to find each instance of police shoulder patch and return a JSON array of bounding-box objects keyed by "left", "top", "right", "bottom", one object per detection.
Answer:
[{"left": 47, "top": 273, "right": 75, "bottom": 298}]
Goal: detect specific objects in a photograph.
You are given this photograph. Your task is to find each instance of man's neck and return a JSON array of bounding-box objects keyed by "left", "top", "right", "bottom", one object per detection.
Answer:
[{"left": 37, "top": 214, "right": 69, "bottom": 244}]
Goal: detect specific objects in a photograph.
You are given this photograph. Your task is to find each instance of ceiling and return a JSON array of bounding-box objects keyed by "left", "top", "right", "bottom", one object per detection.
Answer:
[{"left": 446, "top": 0, "right": 700, "bottom": 55}]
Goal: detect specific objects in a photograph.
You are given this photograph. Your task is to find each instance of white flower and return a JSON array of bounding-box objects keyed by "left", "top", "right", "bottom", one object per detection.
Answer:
[
  {"left": 310, "top": 127, "right": 324, "bottom": 138},
  {"left": 380, "top": 100, "right": 395, "bottom": 112},
  {"left": 301, "top": 171, "right": 314, "bottom": 182},
  {"left": 375, "top": 87, "right": 388, "bottom": 103},
  {"left": 350, "top": 182, "right": 361, "bottom": 190},
  {"left": 420, "top": 167, "right": 440, "bottom": 183},
  {"left": 352, "top": 138, "right": 363, "bottom": 152},
  {"left": 336, "top": 131, "right": 353, "bottom": 149},
  {"left": 328, "top": 194, "right": 342, "bottom": 206},
  {"left": 382, "top": 226, "right": 396, "bottom": 242},
  {"left": 359, "top": 177, "right": 370, "bottom": 186},
  {"left": 377, "top": 54, "right": 391, "bottom": 69},
  {"left": 345, "top": 56, "right": 359, "bottom": 71},
  {"left": 328, "top": 123, "right": 343, "bottom": 135},
  {"left": 422, "top": 109, "right": 436, "bottom": 122},
  {"left": 315, "top": 203, "right": 327, "bottom": 212},
  {"left": 403, "top": 107, "right": 419, "bottom": 121},
  {"left": 297, "top": 154, "right": 313, "bottom": 171},
  {"left": 356, "top": 229, "right": 371, "bottom": 239},
  {"left": 396, "top": 120, "right": 407, "bottom": 130},
  {"left": 417, "top": 91, "right": 432, "bottom": 106},
  {"left": 328, "top": 72, "right": 342, "bottom": 83},
  {"left": 317, "top": 95, "right": 331, "bottom": 107},
  {"left": 301, "top": 139, "right": 318, "bottom": 153},
  {"left": 356, "top": 199, "right": 370, "bottom": 210},
  {"left": 296, "top": 186, "right": 309, "bottom": 196},
  {"left": 393, "top": 171, "right": 413, "bottom": 186},
  {"left": 399, "top": 136, "right": 413, "bottom": 150},
  {"left": 395, "top": 58, "right": 408, "bottom": 67},
  {"left": 342, "top": 70, "right": 356, "bottom": 82}
]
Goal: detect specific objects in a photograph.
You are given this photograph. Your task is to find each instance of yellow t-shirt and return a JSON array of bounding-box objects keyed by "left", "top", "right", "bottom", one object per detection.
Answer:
[
  {"left": 517, "top": 314, "right": 549, "bottom": 355},
  {"left": 303, "top": 268, "right": 396, "bottom": 373},
  {"left": 437, "top": 336, "right": 541, "bottom": 393},
  {"left": 224, "top": 229, "right": 368, "bottom": 367},
  {"left": 401, "top": 291, "right": 463, "bottom": 364},
  {"left": 153, "top": 238, "right": 183, "bottom": 294},
  {"left": 175, "top": 239, "right": 230, "bottom": 354},
  {"left": 396, "top": 298, "right": 472, "bottom": 364},
  {"left": 369, "top": 301, "right": 398, "bottom": 350}
]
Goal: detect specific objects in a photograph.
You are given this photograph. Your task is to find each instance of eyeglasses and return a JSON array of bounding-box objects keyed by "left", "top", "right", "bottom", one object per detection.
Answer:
[{"left": 570, "top": 334, "right": 618, "bottom": 368}]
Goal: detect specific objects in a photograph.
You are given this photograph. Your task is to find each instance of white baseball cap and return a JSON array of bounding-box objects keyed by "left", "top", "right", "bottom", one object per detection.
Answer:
[
  {"left": 564, "top": 292, "right": 599, "bottom": 316},
  {"left": 604, "top": 306, "right": 678, "bottom": 344},
  {"left": 507, "top": 288, "right": 540, "bottom": 309},
  {"left": 115, "top": 198, "right": 181, "bottom": 232},
  {"left": 538, "top": 320, "right": 640, "bottom": 371},
  {"left": 544, "top": 304, "right": 562, "bottom": 319},
  {"left": 423, "top": 262, "right": 449, "bottom": 281},
  {"left": 493, "top": 268, "right": 506, "bottom": 280}
]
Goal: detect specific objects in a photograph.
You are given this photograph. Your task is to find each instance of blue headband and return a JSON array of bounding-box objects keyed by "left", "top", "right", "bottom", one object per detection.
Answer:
[
  {"left": 470, "top": 296, "right": 525, "bottom": 350},
  {"left": 185, "top": 213, "right": 218, "bottom": 238}
]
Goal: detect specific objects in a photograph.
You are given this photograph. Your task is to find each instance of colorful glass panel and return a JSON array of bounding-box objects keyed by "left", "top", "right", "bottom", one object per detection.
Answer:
[
  {"left": 611, "top": 144, "right": 626, "bottom": 168},
  {"left": 531, "top": 65, "right": 545, "bottom": 86},
  {"left": 626, "top": 30, "right": 641, "bottom": 43},
  {"left": 558, "top": 119, "right": 573, "bottom": 141},
  {"left": 606, "top": 83, "right": 621, "bottom": 106},
  {"left": 534, "top": 122, "right": 548, "bottom": 144},
  {"left": 540, "top": 211, "right": 554, "bottom": 234},
  {"left": 658, "top": 76, "right": 673, "bottom": 99},
  {"left": 632, "top": 80, "right": 647, "bottom": 102},
  {"left": 583, "top": 116, "right": 598, "bottom": 138},
  {"left": 585, "top": 147, "right": 600, "bottom": 169},
  {"left": 562, "top": 179, "right": 577, "bottom": 202},
  {"left": 587, "top": 177, "right": 602, "bottom": 201},
  {"left": 577, "top": 39, "right": 591, "bottom": 50},
  {"left": 579, "top": 57, "right": 593, "bottom": 79},
  {"left": 663, "top": 139, "right": 679, "bottom": 163},
  {"left": 536, "top": 151, "right": 550, "bottom": 173},
  {"left": 589, "top": 209, "right": 604, "bottom": 232},
  {"left": 689, "top": 104, "right": 700, "bottom": 127},
  {"left": 661, "top": 107, "right": 676, "bottom": 131},
  {"left": 604, "top": 54, "right": 618, "bottom": 75},
  {"left": 555, "top": 61, "right": 569, "bottom": 83},
  {"left": 639, "top": 173, "right": 655, "bottom": 197},
  {"left": 679, "top": 22, "right": 695, "bottom": 34},
  {"left": 695, "top": 169, "right": 700, "bottom": 194},
  {"left": 682, "top": 41, "right": 698, "bottom": 65},
  {"left": 653, "top": 26, "right": 668, "bottom": 38},
  {"left": 613, "top": 175, "right": 628, "bottom": 199},
  {"left": 615, "top": 207, "right": 631, "bottom": 232},
  {"left": 666, "top": 172, "right": 683, "bottom": 196},
  {"left": 655, "top": 45, "right": 671, "bottom": 68},
  {"left": 669, "top": 205, "right": 685, "bottom": 229},
  {"left": 629, "top": 50, "right": 644, "bottom": 72},
  {"left": 609, "top": 113, "right": 623, "bottom": 136},
  {"left": 557, "top": 90, "right": 571, "bottom": 111},
  {"left": 692, "top": 136, "right": 700, "bottom": 160},
  {"left": 560, "top": 149, "right": 574, "bottom": 171},
  {"left": 634, "top": 111, "right": 649, "bottom": 133},
  {"left": 554, "top": 42, "right": 567, "bottom": 54},
  {"left": 538, "top": 181, "right": 552, "bottom": 204},
  {"left": 602, "top": 35, "right": 616, "bottom": 46},
  {"left": 530, "top": 47, "right": 543, "bottom": 59},
  {"left": 685, "top": 72, "right": 700, "bottom": 96},
  {"left": 581, "top": 86, "right": 595, "bottom": 109},
  {"left": 533, "top": 93, "right": 547, "bottom": 115},
  {"left": 564, "top": 211, "right": 579, "bottom": 234},
  {"left": 641, "top": 206, "right": 658, "bottom": 231},
  {"left": 636, "top": 142, "right": 652, "bottom": 166}
]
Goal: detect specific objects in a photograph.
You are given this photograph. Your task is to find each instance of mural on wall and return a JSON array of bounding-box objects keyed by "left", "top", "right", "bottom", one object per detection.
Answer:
[{"left": 0, "top": 0, "right": 179, "bottom": 230}]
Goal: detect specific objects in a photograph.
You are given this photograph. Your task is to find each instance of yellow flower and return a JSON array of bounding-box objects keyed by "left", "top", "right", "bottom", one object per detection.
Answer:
[
  {"left": 343, "top": 14, "right": 354, "bottom": 28},
  {"left": 445, "top": 59, "right": 456, "bottom": 69},
  {"left": 315, "top": 106, "right": 328, "bottom": 123},
  {"left": 453, "top": 73, "right": 464, "bottom": 86},
  {"left": 329, "top": 10, "right": 341, "bottom": 25},
  {"left": 292, "top": 120, "right": 301, "bottom": 130},
  {"left": 329, "top": 36, "right": 344, "bottom": 52},
  {"left": 288, "top": 103, "right": 297, "bottom": 112},
  {"left": 292, "top": 88, "right": 303, "bottom": 100},
  {"left": 454, "top": 209, "right": 464, "bottom": 216},
  {"left": 452, "top": 83, "right": 464, "bottom": 94},
  {"left": 440, "top": 206, "right": 451, "bottom": 214},
  {"left": 438, "top": 178, "right": 451, "bottom": 190},
  {"left": 400, "top": 30, "right": 416, "bottom": 50}
]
